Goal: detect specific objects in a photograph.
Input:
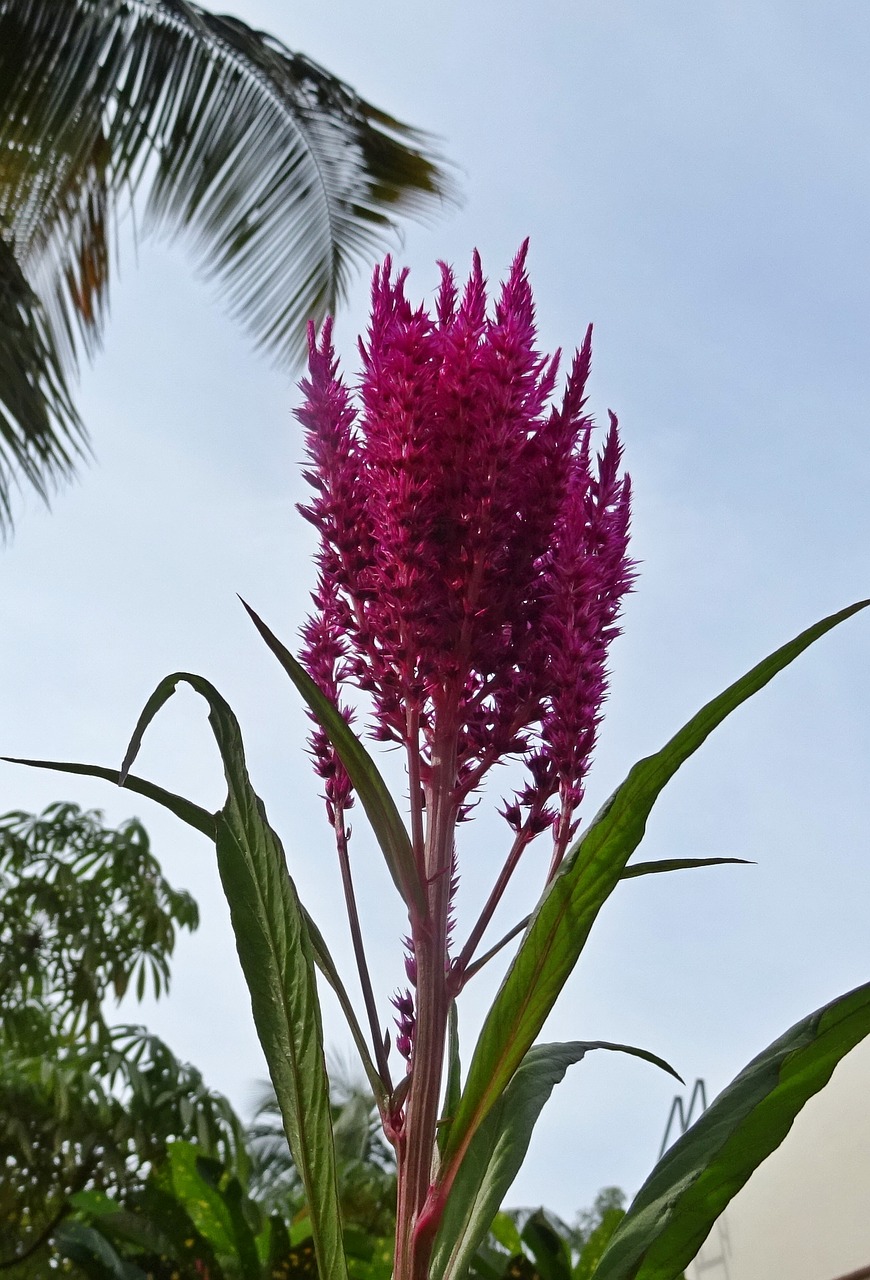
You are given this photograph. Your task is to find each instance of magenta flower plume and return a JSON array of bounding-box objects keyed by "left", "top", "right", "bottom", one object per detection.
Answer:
[{"left": 297, "top": 243, "right": 632, "bottom": 860}]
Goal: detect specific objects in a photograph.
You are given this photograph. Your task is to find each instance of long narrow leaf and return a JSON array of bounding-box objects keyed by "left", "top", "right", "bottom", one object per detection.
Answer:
[
  {"left": 433, "top": 1042, "right": 681, "bottom": 1280},
  {"left": 120, "top": 671, "right": 348, "bottom": 1280},
  {"left": 4, "top": 749, "right": 381, "bottom": 1103},
  {"left": 2, "top": 755, "right": 216, "bottom": 836},
  {"left": 301, "top": 907, "right": 387, "bottom": 1107},
  {"left": 241, "top": 599, "right": 426, "bottom": 917},
  {"left": 621, "top": 857, "right": 752, "bottom": 879},
  {"left": 441, "top": 600, "right": 869, "bottom": 1185},
  {"left": 591, "top": 981, "right": 870, "bottom": 1280}
]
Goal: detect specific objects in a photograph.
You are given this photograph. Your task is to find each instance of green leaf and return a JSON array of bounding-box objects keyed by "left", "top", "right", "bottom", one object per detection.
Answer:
[
  {"left": 432, "top": 1042, "right": 680, "bottom": 1280},
  {"left": 54, "top": 1219, "right": 147, "bottom": 1279},
  {"left": 621, "top": 857, "right": 752, "bottom": 879},
  {"left": 1, "top": 755, "right": 217, "bottom": 837},
  {"left": 438, "top": 1000, "right": 462, "bottom": 1155},
  {"left": 441, "top": 600, "right": 869, "bottom": 1186},
  {"left": 120, "top": 671, "right": 348, "bottom": 1280},
  {"left": 160, "top": 1142, "right": 238, "bottom": 1264},
  {"left": 489, "top": 1211, "right": 523, "bottom": 1257},
  {"left": 241, "top": 599, "right": 426, "bottom": 918},
  {"left": 301, "top": 906, "right": 387, "bottom": 1106},
  {"left": 590, "top": 980, "right": 870, "bottom": 1280},
  {"left": 521, "top": 1211, "right": 573, "bottom": 1280},
  {"left": 4, "top": 751, "right": 383, "bottom": 1097}
]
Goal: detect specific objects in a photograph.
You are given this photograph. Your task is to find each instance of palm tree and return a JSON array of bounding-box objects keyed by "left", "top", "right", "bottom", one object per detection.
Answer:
[{"left": 0, "top": 0, "right": 451, "bottom": 533}]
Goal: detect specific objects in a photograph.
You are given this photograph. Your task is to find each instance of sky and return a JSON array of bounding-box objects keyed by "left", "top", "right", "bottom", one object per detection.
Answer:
[{"left": 3, "top": 0, "right": 870, "bottom": 1224}]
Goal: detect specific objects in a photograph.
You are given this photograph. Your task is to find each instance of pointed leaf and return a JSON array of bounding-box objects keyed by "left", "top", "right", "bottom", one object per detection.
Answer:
[
  {"left": 591, "top": 980, "right": 870, "bottom": 1280},
  {"left": 2, "top": 755, "right": 216, "bottom": 836},
  {"left": 433, "top": 1042, "right": 680, "bottom": 1280},
  {"left": 438, "top": 1000, "right": 462, "bottom": 1155},
  {"left": 441, "top": 601, "right": 869, "bottom": 1184},
  {"left": 121, "top": 671, "right": 348, "bottom": 1280},
  {"left": 54, "top": 1220, "right": 147, "bottom": 1279},
  {"left": 301, "top": 905, "right": 387, "bottom": 1106},
  {"left": 242, "top": 599, "right": 425, "bottom": 917},
  {"left": 621, "top": 857, "right": 752, "bottom": 880}
]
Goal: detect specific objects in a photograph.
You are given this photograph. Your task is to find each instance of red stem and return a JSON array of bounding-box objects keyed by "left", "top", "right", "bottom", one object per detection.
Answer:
[{"left": 393, "top": 717, "right": 458, "bottom": 1280}]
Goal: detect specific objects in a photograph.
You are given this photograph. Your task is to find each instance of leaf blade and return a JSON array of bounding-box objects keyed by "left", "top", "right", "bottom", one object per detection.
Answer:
[
  {"left": 433, "top": 1042, "right": 680, "bottom": 1280},
  {"left": 120, "top": 671, "right": 348, "bottom": 1280},
  {"left": 241, "top": 599, "right": 425, "bottom": 917},
  {"left": 591, "top": 981, "right": 870, "bottom": 1280},
  {"left": 2, "top": 755, "right": 216, "bottom": 837},
  {"left": 442, "top": 601, "right": 869, "bottom": 1182},
  {"left": 621, "top": 857, "right": 752, "bottom": 880}
]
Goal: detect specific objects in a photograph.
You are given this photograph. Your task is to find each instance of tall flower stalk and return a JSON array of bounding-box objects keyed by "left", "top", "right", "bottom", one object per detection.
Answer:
[
  {"left": 14, "top": 243, "right": 869, "bottom": 1280},
  {"left": 297, "top": 244, "right": 632, "bottom": 1279}
]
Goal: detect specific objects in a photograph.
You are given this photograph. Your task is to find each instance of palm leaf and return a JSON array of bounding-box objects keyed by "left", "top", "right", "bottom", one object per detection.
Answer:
[
  {"left": 0, "top": 235, "right": 84, "bottom": 531},
  {"left": 0, "top": 0, "right": 452, "bottom": 529}
]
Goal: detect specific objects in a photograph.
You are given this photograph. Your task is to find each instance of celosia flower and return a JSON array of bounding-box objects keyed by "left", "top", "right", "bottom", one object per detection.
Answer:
[
  {"left": 296, "top": 243, "right": 633, "bottom": 1278},
  {"left": 297, "top": 241, "right": 632, "bottom": 876}
]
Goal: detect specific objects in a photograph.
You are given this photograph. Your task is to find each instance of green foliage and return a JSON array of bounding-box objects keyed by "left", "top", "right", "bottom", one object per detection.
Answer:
[
  {"left": 0, "top": 802, "right": 197, "bottom": 1042},
  {"left": 465, "top": 1199, "right": 630, "bottom": 1280},
  {"left": 0, "top": 804, "right": 243, "bottom": 1275},
  {"left": 247, "top": 1075, "right": 397, "bottom": 1241},
  {"left": 432, "top": 1044, "right": 677, "bottom": 1280},
  {"left": 9, "top": 588, "right": 870, "bottom": 1279},
  {"left": 438, "top": 601, "right": 870, "bottom": 1191},
  {"left": 118, "top": 671, "right": 347, "bottom": 1280},
  {"left": 592, "top": 981, "right": 870, "bottom": 1280}
]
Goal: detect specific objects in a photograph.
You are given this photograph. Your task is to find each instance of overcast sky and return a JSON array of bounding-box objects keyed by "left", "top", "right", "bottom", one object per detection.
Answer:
[{"left": 3, "top": 0, "right": 870, "bottom": 1222}]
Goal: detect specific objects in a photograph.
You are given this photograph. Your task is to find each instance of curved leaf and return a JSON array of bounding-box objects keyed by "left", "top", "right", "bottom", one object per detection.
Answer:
[
  {"left": 241, "top": 598, "right": 425, "bottom": 918},
  {"left": 54, "top": 1219, "right": 147, "bottom": 1279},
  {"left": 1, "top": 754, "right": 216, "bottom": 836},
  {"left": 591, "top": 980, "right": 870, "bottom": 1280},
  {"left": 120, "top": 671, "right": 348, "bottom": 1280},
  {"left": 301, "top": 906, "right": 387, "bottom": 1107},
  {"left": 4, "top": 750, "right": 384, "bottom": 1104},
  {"left": 432, "top": 1042, "right": 681, "bottom": 1280},
  {"left": 440, "top": 600, "right": 869, "bottom": 1187}
]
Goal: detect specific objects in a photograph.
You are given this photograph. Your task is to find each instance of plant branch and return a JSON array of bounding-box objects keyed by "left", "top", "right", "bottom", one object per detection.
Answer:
[
  {"left": 453, "top": 821, "right": 537, "bottom": 982},
  {"left": 462, "top": 914, "right": 532, "bottom": 982},
  {"left": 334, "top": 809, "right": 393, "bottom": 1092}
]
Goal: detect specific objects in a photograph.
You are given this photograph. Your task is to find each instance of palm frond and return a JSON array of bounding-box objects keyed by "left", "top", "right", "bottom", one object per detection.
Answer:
[
  {"left": 0, "top": 235, "right": 85, "bottom": 532},
  {"left": 0, "top": 0, "right": 454, "bottom": 529}
]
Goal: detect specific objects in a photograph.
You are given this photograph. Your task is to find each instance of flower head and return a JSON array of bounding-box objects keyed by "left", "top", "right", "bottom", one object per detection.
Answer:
[{"left": 298, "top": 243, "right": 632, "bottom": 858}]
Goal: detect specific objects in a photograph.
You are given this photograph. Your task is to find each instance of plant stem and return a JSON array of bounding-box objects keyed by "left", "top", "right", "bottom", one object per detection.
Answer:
[{"left": 394, "top": 718, "right": 457, "bottom": 1280}]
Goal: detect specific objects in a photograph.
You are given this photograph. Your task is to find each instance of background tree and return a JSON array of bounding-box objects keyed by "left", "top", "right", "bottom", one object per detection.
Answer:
[
  {"left": 0, "top": 803, "right": 244, "bottom": 1276},
  {"left": 0, "top": 0, "right": 451, "bottom": 532}
]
